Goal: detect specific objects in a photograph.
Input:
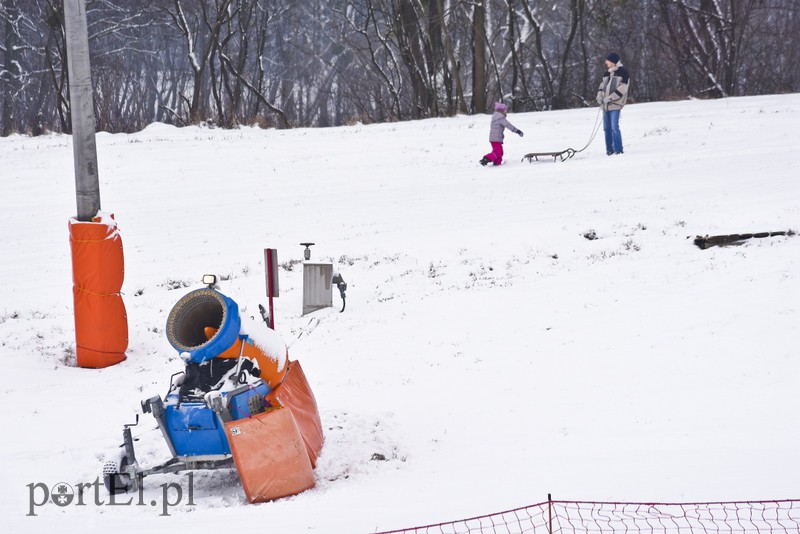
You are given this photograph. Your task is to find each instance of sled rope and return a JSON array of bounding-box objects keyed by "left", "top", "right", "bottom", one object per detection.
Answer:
[{"left": 522, "top": 106, "right": 604, "bottom": 163}]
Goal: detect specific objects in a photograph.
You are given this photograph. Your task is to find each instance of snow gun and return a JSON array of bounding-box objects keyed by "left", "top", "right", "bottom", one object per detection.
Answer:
[{"left": 102, "top": 275, "right": 323, "bottom": 503}]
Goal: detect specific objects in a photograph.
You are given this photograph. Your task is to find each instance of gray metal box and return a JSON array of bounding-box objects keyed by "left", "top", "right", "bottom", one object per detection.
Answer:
[{"left": 302, "top": 262, "right": 333, "bottom": 315}]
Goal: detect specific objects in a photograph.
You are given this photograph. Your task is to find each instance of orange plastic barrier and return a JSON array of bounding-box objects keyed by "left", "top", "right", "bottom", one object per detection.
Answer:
[
  {"left": 204, "top": 326, "right": 288, "bottom": 389},
  {"left": 224, "top": 406, "right": 316, "bottom": 503},
  {"left": 266, "top": 360, "right": 324, "bottom": 467},
  {"left": 69, "top": 214, "right": 128, "bottom": 368}
]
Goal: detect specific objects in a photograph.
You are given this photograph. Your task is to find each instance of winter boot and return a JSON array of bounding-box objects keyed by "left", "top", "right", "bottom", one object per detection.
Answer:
[{"left": 479, "top": 156, "right": 490, "bottom": 166}]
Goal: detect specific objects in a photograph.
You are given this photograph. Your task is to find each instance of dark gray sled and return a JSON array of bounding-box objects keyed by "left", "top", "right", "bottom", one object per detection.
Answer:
[{"left": 522, "top": 148, "right": 576, "bottom": 163}]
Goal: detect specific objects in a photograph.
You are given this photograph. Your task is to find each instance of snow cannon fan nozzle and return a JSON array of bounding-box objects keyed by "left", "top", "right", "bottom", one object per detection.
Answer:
[{"left": 165, "top": 286, "right": 241, "bottom": 363}]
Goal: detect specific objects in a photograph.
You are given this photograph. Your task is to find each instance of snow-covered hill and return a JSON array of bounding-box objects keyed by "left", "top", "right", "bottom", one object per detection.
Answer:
[{"left": 1, "top": 94, "right": 799, "bottom": 533}]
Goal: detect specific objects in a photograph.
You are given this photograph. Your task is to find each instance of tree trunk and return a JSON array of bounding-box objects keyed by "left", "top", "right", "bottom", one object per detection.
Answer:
[
  {"left": 471, "top": 0, "right": 486, "bottom": 113},
  {"left": 436, "top": 0, "right": 466, "bottom": 114},
  {"left": 2, "top": 0, "right": 19, "bottom": 135}
]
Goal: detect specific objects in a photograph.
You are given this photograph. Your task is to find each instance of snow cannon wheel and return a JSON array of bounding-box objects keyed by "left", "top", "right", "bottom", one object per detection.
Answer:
[
  {"left": 166, "top": 288, "right": 241, "bottom": 363},
  {"left": 102, "top": 454, "right": 134, "bottom": 495}
]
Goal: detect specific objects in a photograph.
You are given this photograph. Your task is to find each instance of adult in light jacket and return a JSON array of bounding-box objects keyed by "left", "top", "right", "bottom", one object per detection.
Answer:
[{"left": 596, "top": 52, "right": 630, "bottom": 155}]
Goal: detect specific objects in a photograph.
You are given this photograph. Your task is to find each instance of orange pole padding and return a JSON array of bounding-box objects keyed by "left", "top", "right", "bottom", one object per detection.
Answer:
[
  {"left": 203, "top": 326, "right": 288, "bottom": 390},
  {"left": 266, "top": 360, "right": 324, "bottom": 468},
  {"left": 68, "top": 213, "right": 128, "bottom": 368},
  {"left": 224, "top": 406, "right": 316, "bottom": 503}
]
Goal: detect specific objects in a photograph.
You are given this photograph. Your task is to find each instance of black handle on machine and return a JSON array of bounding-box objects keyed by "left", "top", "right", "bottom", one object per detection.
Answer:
[
  {"left": 332, "top": 273, "right": 347, "bottom": 313},
  {"left": 258, "top": 304, "right": 271, "bottom": 328}
]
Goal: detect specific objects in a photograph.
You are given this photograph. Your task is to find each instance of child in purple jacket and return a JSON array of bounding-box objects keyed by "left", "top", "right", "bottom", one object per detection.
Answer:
[{"left": 480, "top": 102, "right": 524, "bottom": 166}]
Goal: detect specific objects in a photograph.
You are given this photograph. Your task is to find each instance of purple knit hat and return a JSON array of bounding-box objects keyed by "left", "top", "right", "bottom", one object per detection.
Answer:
[{"left": 494, "top": 102, "right": 508, "bottom": 112}]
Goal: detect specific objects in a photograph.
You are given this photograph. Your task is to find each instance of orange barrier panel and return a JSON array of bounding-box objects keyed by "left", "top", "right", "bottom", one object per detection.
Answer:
[
  {"left": 204, "top": 326, "right": 288, "bottom": 390},
  {"left": 224, "top": 406, "right": 316, "bottom": 503},
  {"left": 69, "top": 214, "right": 127, "bottom": 368},
  {"left": 266, "top": 360, "right": 324, "bottom": 467}
]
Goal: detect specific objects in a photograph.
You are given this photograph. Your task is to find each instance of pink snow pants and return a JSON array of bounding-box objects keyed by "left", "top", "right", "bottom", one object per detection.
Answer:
[{"left": 484, "top": 142, "right": 504, "bottom": 165}]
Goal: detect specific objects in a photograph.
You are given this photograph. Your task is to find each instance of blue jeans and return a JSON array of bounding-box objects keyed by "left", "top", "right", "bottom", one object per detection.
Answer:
[{"left": 603, "top": 110, "right": 623, "bottom": 154}]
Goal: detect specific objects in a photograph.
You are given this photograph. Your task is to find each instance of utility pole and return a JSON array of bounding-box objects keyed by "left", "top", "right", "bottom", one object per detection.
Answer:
[
  {"left": 63, "top": 0, "right": 101, "bottom": 221},
  {"left": 64, "top": 0, "right": 127, "bottom": 369}
]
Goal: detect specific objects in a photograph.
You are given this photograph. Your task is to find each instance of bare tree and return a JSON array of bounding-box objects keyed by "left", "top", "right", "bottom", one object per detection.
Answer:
[
  {"left": 471, "top": 0, "right": 486, "bottom": 113},
  {"left": 436, "top": 0, "right": 466, "bottom": 114},
  {"left": 1, "top": 0, "right": 19, "bottom": 135},
  {"left": 657, "top": 0, "right": 763, "bottom": 97}
]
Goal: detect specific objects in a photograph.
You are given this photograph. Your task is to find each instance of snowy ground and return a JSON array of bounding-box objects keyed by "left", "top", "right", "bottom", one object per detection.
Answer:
[{"left": 1, "top": 94, "right": 799, "bottom": 533}]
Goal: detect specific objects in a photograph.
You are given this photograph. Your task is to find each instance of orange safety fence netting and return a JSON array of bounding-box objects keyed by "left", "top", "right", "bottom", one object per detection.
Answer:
[{"left": 375, "top": 499, "right": 800, "bottom": 534}]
